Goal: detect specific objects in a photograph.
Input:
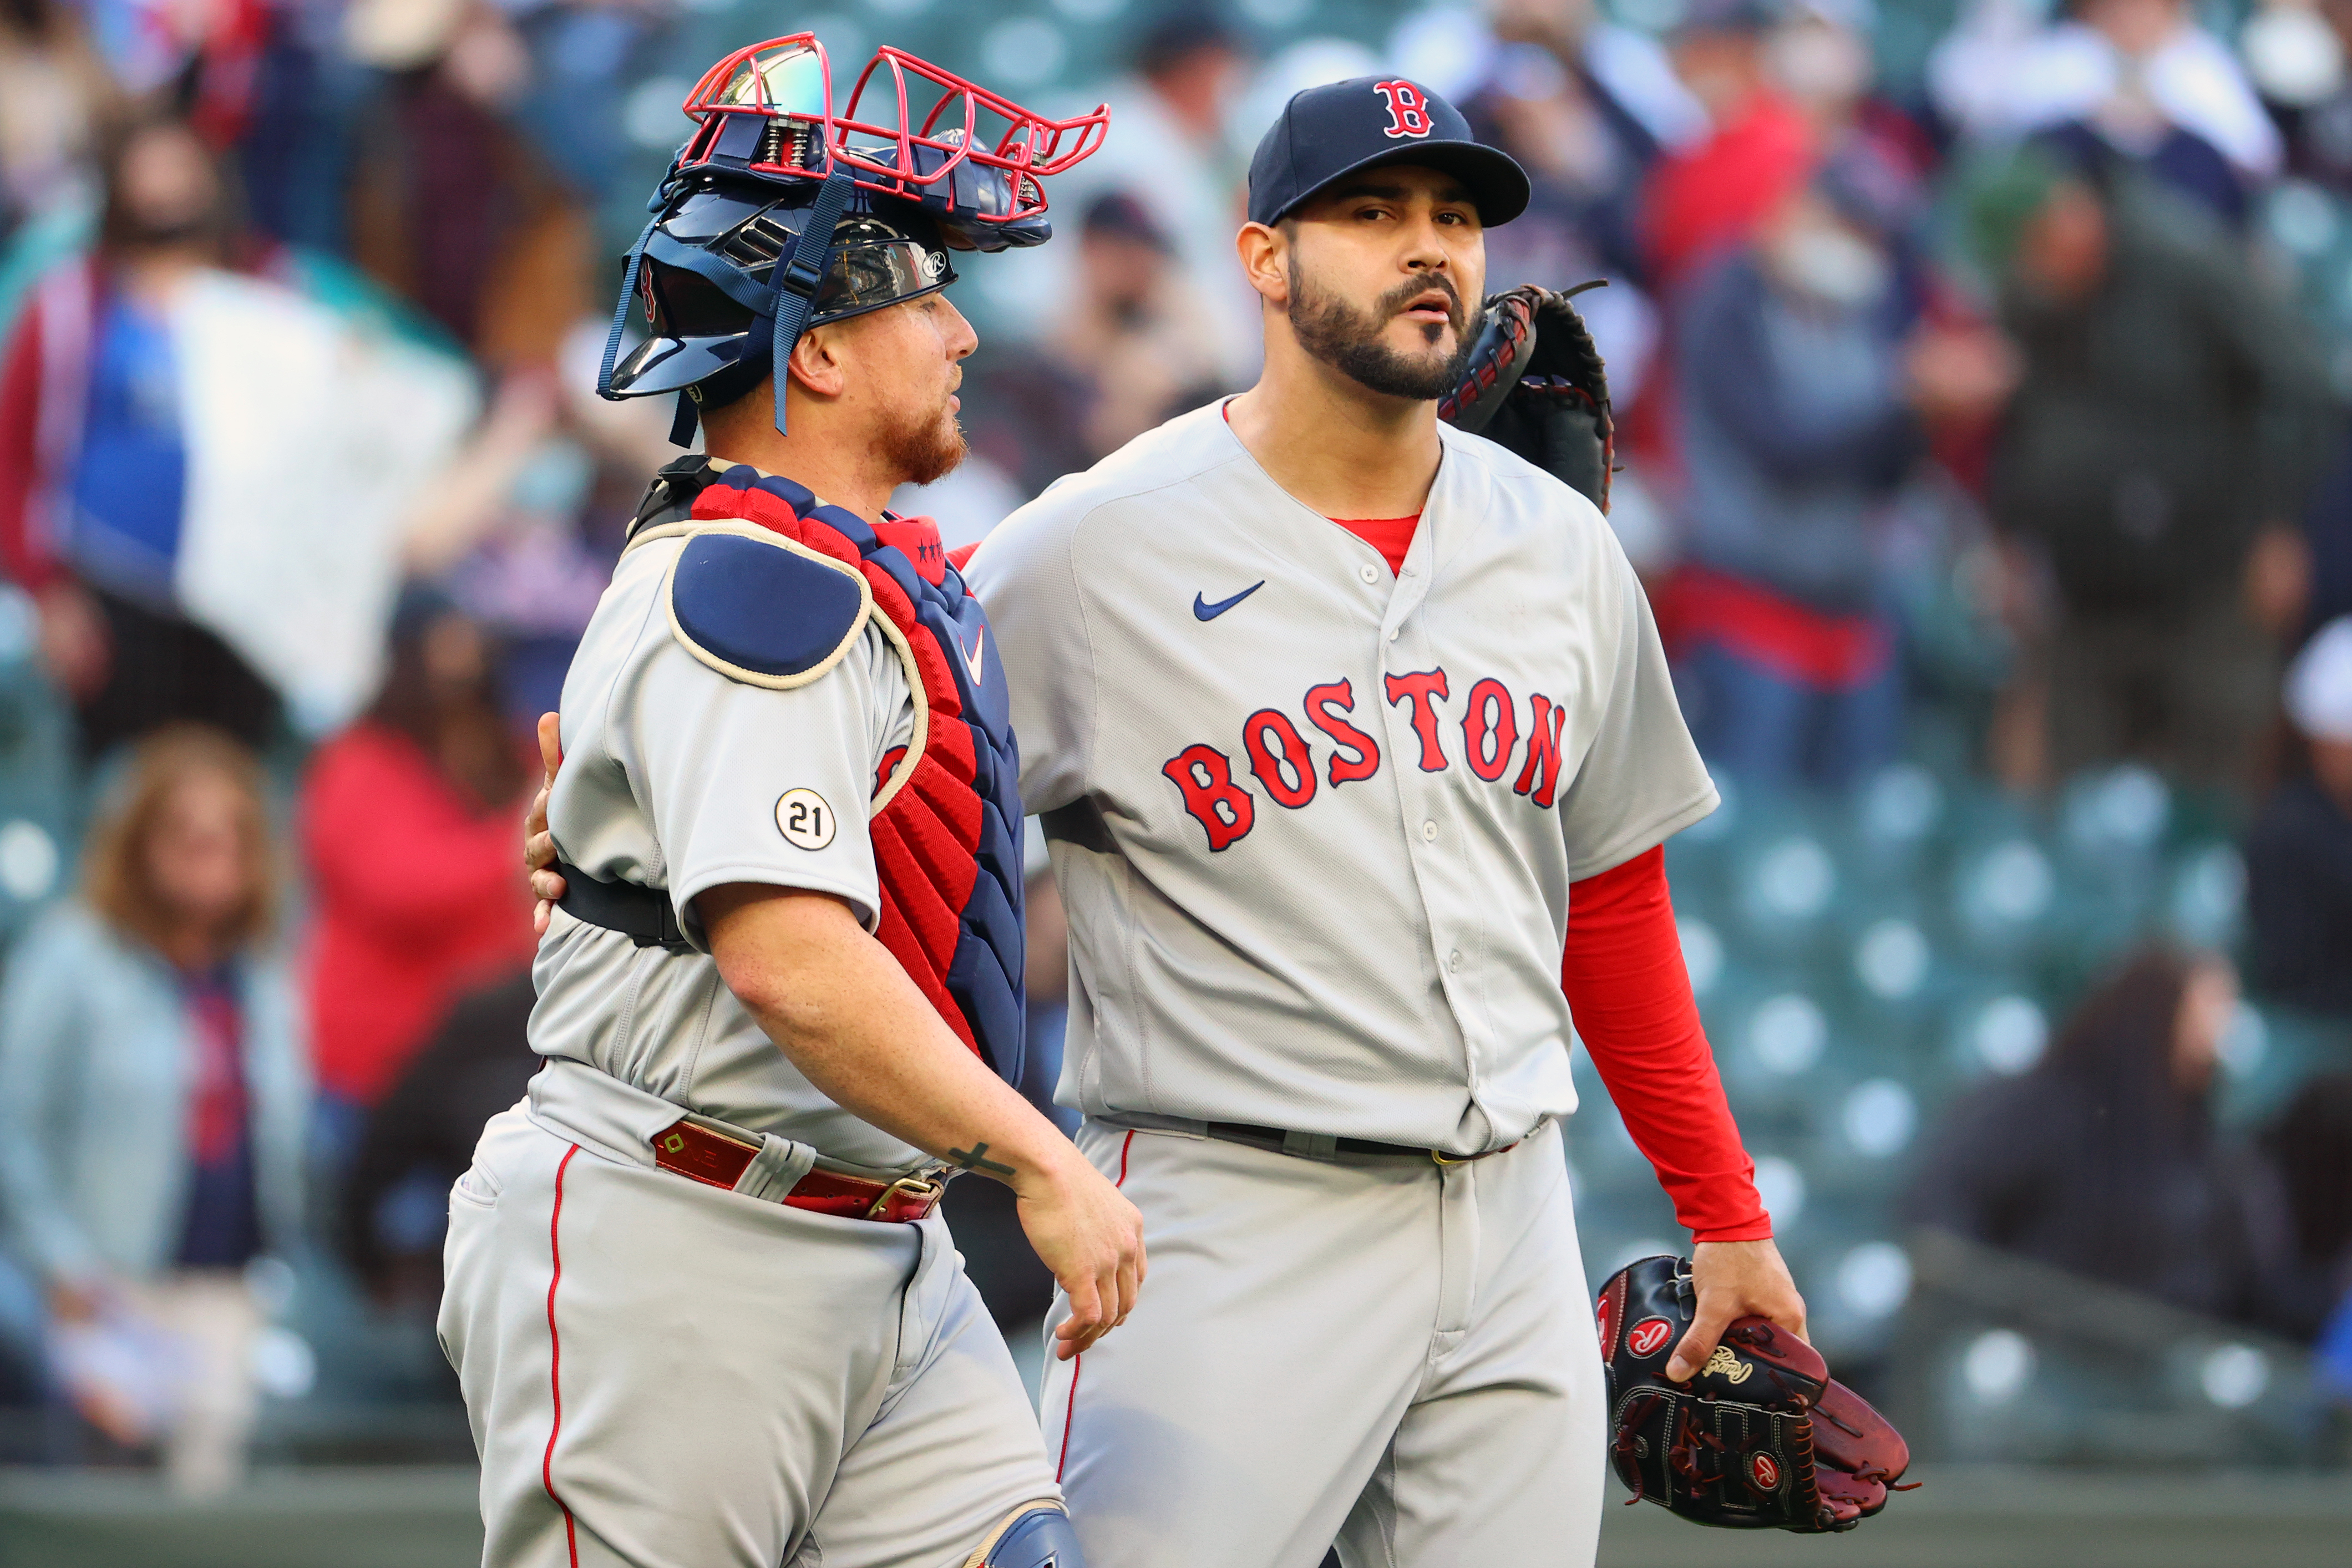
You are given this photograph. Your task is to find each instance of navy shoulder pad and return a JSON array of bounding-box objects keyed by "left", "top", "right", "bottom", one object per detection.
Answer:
[{"left": 665, "top": 527, "right": 872, "bottom": 689}]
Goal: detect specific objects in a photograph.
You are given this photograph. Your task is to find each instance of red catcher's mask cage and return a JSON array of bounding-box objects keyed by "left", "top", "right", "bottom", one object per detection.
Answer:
[{"left": 673, "top": 35, "right": 1109, "bottom": 227}]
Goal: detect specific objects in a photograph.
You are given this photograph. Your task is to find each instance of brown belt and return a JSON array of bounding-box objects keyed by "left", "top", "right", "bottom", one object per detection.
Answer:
[{"left": 650, "top": 1118, "right": 944, "bottom": 1222}]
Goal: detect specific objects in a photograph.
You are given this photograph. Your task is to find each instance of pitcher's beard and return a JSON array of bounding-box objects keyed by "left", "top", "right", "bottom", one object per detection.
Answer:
[
  {"left": 881, "top": 397, "right": 967, "bottom": 488},
  {"left": 1287, "top": 264, "right": 1476, "bottom": 401}
]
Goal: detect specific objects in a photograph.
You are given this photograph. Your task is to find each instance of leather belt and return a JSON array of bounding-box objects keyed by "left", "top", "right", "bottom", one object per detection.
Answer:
[
  {"left": 1199, "top": 1120, "right": 1517, "bottom": 1166},
  {"left": 651, "top": 1118, "right": 944, "bottom": 1222}
]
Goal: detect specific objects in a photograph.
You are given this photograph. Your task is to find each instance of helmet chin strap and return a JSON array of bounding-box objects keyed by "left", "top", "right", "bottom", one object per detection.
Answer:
[
  {"left": 615, "top": 163, "right": 864, "bottom": 449},
  {"left": 763, "top": 164, "right": 859, "bottom": 438}
]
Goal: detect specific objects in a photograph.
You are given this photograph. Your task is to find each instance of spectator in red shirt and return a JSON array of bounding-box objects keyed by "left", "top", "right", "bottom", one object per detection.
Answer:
[
  {"left": 1639, "top": 0, "right": 1817, "bottom": 292},
  {"left": 299, "top": 587, "right": 535, "bottom": 1131}
]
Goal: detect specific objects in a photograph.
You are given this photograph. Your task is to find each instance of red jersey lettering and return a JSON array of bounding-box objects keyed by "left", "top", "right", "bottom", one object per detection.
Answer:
[
  {"left": 1304, "top": 678, "right": 1381, "bottom": 786},
  {"left": 1162, "top": 744, "right": 1256, "bottom": 850},
  {"left": 1463, "top": 677, "right": 1518, "bottom": 782},
  {"left": 1383, "top": 668, "right": 1452, "bottom": 772},
  {"left": 1242, "top": 709, "right": 1318, "bottom": 809},
  {"left": 1514, "top": 692, "right": 1566, "bottom": 808}
]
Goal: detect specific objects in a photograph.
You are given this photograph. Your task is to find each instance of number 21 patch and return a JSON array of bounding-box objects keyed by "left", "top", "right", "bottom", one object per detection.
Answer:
[{"left": 775, "top": 789, "right": 837, "bottom": 850}]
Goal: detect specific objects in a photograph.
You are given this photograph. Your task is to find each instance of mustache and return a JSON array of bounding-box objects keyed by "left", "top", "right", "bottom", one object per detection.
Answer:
[{"left": 1377, "top": 274, "right": 1465, "bottom": 330}]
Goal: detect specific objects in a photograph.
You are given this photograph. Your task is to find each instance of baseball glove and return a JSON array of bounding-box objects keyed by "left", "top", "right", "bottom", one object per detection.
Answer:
[
  {"left": 1594, "top": 1255, "right": 1914, "bottom": 1534},
  {"left": 1438, "top": 282, "right": 1614, "bottom": 512}
]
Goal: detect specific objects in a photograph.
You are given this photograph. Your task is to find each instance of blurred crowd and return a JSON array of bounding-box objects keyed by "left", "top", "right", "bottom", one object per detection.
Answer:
[{"left": 2, "top": 0, "right": 2351, "bottom": 1488}]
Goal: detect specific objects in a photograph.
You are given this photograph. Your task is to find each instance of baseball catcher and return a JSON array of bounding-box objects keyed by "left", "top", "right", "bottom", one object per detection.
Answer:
[{"left": 443, "top": 35, "right": 1136, "bottom": 1568}]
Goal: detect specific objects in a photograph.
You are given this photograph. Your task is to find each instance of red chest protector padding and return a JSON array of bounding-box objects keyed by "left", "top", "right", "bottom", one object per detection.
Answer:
[{"left": 682, "top": 471, "right": 1026, "bottom": 1080}]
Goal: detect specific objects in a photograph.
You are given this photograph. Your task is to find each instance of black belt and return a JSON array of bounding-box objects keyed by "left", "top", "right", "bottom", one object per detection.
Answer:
[
  {"left": 1199, "top": 1121, "right": 1515, "bottom": 1166},
  {"left": 554, "top": 861, "right": 693, "bottom": 953}
]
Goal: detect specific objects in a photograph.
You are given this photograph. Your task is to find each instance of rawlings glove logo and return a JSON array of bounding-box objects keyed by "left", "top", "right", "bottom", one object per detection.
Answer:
[{"left": 1704, "top": 1345, "right": 1755, "bottom": 1384}]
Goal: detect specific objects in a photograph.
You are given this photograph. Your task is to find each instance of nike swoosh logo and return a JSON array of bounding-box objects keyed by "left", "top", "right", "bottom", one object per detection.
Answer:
[
  {"left": 961, "top": 626, "right": 987, "bottom": 683},
  {"left": 1193, "top": 581, "right": 1266, "bottom": 622}
]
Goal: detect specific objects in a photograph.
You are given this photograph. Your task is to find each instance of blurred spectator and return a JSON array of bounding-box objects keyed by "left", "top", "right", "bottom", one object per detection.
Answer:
[
  {"left": 2297, "top": 431, "right": 2352, "bottom": 642},
  {"left": 1640, "top": 0, "right": 1816, "bottom": 292},
  {"left": 991, "top": 4, "right": 1255, "bottom": 385},
  {"left": 78, "top": 0, "right": 270, "bottom": 147},
  {"left": 0, "top": 111, "right": 283, "bottom": 757},
  {"left": 1464, "top": 2, "right": 1667, "bottom": 285},
  {"left": 1975, "top": 150, "right": 2336, "bottom": 788},
  {"left": 344, "top": 0, "right": 591, "bottom": 369},
  {"left": 1660, "top": 154, "right": 2009, "bottom": 786},
  {"left": 1905, "top": 945, "right": 2302, "bottom": 1332},
  {"left": 2262, "top": 1071, "right": 2352, "bottom": 1339},
  {"left": 339, "top": 968, "right": 537, "bottom": 1307},
  {"left": 0, "top": 0, "right": 110, "bottom": 243},
  {"left": 966, "top": 184, "right": 1236, "bottom": 499},
  {"left": 1476, "top": 0, "right": 1708, "bottom": 153},
  {"left": 0, "top": 725, "right": 305, "bottom": 1493},
  {"left": 1046, "top": 194, "right": 1228, "bottom": 464},
  {"left": 1458, "top": 10, "right": 1664, "bottom": 408},
  {"left": 2257, "top": 0, "right": 2352, "bottom": 195},
  {"left": 2246, "top": 617, "right": 2352, "bottom": 1016},
  {"left": 298, "top": 588, "right": 534, "bottom": 1135},
  {"left": 1, "top": 106, "right": 473, "bottom": 754},
  {"left": 230, "top": 0, "right": 364, "bottom": 255},
  {"left": 1931, "top": 0, "right": 2279, "bottom": 227}
]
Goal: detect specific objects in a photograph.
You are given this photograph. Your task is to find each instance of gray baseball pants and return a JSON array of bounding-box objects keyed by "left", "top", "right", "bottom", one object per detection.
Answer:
[
  {"left": 439, "top": 1064, "right": 1062, "bottom": 1568},
  {"left": 1040, "top": 1116, "right": 1606, "bottom": 1568}
]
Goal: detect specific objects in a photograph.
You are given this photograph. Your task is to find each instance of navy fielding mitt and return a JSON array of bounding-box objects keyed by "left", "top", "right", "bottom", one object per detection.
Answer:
[
  {"left": 1438, "top": 282, "right": 1614, "bottom": 512},
  {"left": 1594, "top": 1254, "right": 1915, "bottom": 1534}
]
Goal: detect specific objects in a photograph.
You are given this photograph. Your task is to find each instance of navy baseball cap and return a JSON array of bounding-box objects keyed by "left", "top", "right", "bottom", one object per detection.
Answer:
[{"left": 1248, "top": 76, "right": 1530, "bottom": 229}]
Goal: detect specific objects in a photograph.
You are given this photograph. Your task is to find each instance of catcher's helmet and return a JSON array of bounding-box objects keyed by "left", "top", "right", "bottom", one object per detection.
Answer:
[{"left": 597, "top": 35, "right": 1108, "bottom": 443}]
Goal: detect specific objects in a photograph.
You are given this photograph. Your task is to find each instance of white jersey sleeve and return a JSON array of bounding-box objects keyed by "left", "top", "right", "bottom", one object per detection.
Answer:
[
  {"left": 546, "top": 539, "right": 913, "bottom": 946},
  {"left": 623, "top": 630, "right": 903, "bottom": 936},
  {"left": 531, "top": 534, "right": 925, "bottom": 1164},
  {"left": 962, "top": 497, "right": 1096, "bottom": 816},
  {"left": 1555, "top": 546, "right": 1718, "bottom": 881}
]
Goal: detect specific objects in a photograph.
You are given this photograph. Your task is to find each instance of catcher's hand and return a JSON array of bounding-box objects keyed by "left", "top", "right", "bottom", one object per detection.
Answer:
[
  {"left": 1595, "top": 1255, "right": 1914, "bottom": 1534},
  {"left": 1438, "top": 282, "right": 1613, "bottom": 512}
]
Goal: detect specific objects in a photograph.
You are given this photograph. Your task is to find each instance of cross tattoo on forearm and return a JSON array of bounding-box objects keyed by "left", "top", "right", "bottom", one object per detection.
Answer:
[{"left": 947, "top": 1141, "right": 1016, "bottom": 1177}]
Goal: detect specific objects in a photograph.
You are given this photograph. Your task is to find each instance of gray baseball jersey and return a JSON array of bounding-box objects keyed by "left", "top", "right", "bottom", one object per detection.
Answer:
[
  {"left": 531, "top": 519, "right": 922, "bottom": 1173},
  {"left": 963, "top": 403, "right": 1715, "bottom": 1154}
]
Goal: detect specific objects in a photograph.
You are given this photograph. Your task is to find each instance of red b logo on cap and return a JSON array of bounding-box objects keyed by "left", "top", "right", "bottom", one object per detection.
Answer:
[{"left": 1373, "top": 80, "right": 1433, "bottom": 139}]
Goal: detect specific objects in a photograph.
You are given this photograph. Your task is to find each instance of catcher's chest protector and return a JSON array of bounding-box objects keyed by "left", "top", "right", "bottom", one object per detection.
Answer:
[{"left": 647, "top": 462, "right": 1028, "bottom": 1084}]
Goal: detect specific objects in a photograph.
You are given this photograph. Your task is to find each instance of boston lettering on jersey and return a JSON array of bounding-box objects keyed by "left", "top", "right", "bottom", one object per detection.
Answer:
[{"left": 1160, "top": 666, "right": 1569, "bottom": 851}]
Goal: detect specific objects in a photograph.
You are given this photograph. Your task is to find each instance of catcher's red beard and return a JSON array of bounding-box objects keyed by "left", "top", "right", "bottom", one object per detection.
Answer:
[{"left": 878, "top": 391, "right": 966, "bottom": 489}]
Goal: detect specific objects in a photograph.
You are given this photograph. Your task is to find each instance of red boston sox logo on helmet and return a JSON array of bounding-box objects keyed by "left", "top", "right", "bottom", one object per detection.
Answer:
[
  {"left": 1372, "top": 80, "right": 1434, "bottom": 139},
  {"left": 1626, "top": 1317, "right": 1674, "bottom": 1358}
]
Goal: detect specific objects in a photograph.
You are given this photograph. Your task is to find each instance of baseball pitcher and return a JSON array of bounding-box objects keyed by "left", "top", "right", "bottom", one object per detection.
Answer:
[{"left": 960, "top": 78, "right": 1807, "bottom": 1567}]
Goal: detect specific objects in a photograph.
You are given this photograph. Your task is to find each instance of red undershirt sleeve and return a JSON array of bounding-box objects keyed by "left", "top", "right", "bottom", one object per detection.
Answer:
[{"left": 1562, "top": 844, "right": 1772, "bottom": 1243}]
